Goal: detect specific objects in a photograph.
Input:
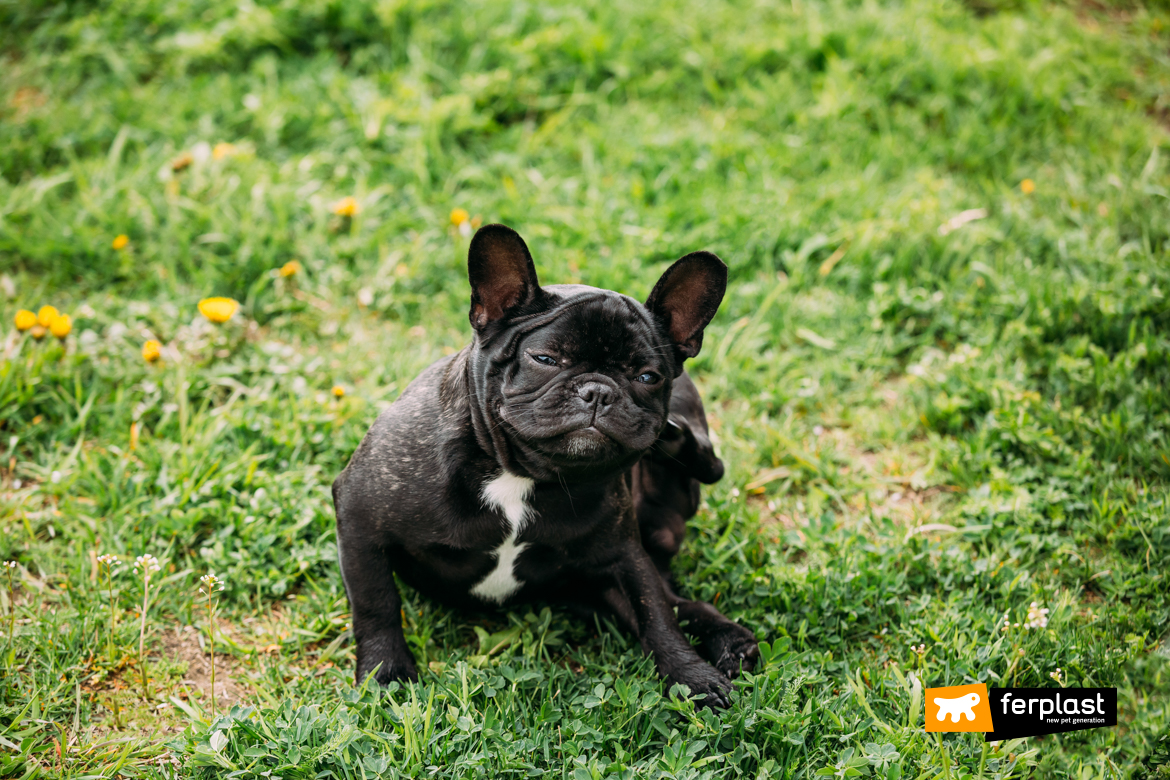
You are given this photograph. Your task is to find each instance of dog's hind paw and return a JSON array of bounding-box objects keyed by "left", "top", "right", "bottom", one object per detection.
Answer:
[
  {"left": 667, "top": 661, "right": 733, "bottom": 709},
  {"left": 706, "top": 624, "right": 760, "bottom": 679}
]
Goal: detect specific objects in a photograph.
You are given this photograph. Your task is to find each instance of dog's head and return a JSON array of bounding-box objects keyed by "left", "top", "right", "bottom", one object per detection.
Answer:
[{"left": 465, "top": 224, "right": 726, "bottom": 482}]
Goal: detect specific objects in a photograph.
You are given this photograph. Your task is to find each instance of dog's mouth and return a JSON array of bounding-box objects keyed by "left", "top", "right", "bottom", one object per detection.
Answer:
[
  {"left": 535, "top": 424, "right": 635, "bottom": 465},
  {"left": 497, "top": 404, "right": 654, "bottom": 468},
  {"left": 561, "top": 426, "right": 611, "bottom": 458}
]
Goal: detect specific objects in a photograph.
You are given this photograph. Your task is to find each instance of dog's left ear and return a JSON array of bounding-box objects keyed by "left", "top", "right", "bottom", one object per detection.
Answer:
[{"left": 645, "top": 251, "right": 727, "bottom": 368}]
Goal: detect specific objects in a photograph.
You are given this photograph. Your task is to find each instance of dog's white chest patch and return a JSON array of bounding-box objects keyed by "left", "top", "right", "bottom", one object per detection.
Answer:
[{"left": 470, "top": 472, "right": 535, "bottom": 604}]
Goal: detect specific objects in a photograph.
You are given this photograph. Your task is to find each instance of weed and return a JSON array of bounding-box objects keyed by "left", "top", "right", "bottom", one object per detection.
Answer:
[
  {"left": 2, "top": 560, "right": 15, "bottom": 659},
  {"left": 96, "top": 553, "right": 124, "bottom": 662},
  {"left": 133, "top": 554, "right": 162, "bottom": 696},
  {"left": 198, "top": 573, "right": 226, "bottom": 718}
]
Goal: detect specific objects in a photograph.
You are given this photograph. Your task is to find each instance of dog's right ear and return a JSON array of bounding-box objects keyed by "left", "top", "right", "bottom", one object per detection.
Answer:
[{"left": 467, "top": 224, "right": 542, "bottom": 331}]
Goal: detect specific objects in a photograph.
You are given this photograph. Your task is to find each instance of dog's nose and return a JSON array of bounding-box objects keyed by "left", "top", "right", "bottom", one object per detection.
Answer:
[{"left": 577, "top": 382, "right": 614, "bottom": 407}]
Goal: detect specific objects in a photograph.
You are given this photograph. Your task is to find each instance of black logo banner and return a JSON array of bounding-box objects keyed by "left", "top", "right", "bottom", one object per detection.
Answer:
[{"left": 985, "top": 688, "right": 1117, "bottom": 741}]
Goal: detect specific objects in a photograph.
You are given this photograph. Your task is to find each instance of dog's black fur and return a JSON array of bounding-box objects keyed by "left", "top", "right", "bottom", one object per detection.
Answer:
[
  {"left": 635, "top": 373, "right": 725, "bottom": 582},
  {"left": 332, "top": 225, "right": 758, "bottom": 707}
]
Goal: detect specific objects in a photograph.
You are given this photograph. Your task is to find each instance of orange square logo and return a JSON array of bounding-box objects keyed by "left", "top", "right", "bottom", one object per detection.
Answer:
[{"left": 925, "top": 683, "right": 994, "bottom": 732}]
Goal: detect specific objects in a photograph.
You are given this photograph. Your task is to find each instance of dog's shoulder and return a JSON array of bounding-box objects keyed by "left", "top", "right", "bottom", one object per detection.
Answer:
[{"left": 334, "top": 351, "right": 472, "bottom": 508}]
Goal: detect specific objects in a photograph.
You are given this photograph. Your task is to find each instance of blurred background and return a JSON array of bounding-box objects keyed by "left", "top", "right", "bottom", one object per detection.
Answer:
[{"left": 1, "top": 0, "right": 1168, "bottom": 777}]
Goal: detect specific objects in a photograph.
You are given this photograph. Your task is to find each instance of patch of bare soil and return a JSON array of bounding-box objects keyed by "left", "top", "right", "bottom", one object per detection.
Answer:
[
  {"left": 867, "top": 485, "right": 954, "bottom": 527},
  {"left": 748, "top": 377, "right": 957, "bottom": 535},
  {"left": 161, "top": 623, "right": 247, "bottom": 707}
]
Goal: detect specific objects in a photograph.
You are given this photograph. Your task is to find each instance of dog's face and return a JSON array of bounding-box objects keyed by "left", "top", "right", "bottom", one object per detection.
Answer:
[
  {"left": 465, "top": 225, "right": 726, "bottom": 482},
  {"left": 498, "top": 287, "right": 671, "bottom": 475}
]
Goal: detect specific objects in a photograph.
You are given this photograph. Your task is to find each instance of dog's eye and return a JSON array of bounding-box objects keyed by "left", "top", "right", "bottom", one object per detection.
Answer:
[
  {"left": 531, "top": 354, "right": 558, "bottom": 366},
  {"left": 635, "top": 372, "right": 661, "bottom": 384}
]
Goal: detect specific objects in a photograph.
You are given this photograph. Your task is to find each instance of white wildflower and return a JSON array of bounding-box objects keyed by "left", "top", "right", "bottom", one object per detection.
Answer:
[
  {"left": 134, "top": 554, "right": 161, "bottom": 579},
  {"left": 199, "top": 573, "right": 226, "bottom": 594},
  {"left": 1025, "top": 601, "right": 1050, "bottom": 630}
]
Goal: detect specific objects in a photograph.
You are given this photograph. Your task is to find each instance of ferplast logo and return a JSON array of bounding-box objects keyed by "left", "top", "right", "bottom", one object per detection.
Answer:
[
  {"left": 923, "top": 685, "right": 1118, "bottom": 739},
  {"left": 925, "top": 683, "right": 994, "bottom": 733}
]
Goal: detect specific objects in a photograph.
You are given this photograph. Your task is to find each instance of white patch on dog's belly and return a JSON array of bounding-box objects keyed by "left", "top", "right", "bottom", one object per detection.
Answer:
[{"left": 471, "top": 472, "right": 535, "bottom": 604}]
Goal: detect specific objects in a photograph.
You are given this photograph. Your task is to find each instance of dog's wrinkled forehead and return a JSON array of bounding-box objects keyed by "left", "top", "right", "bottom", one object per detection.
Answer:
[{"left": 529, "top": 285, "right": 663, "bottom": 366}]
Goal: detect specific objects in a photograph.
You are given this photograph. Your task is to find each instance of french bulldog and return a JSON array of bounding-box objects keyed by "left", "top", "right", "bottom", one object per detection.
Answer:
[{"left": 332, "top": 224, "right": 759, "bottom": 707}]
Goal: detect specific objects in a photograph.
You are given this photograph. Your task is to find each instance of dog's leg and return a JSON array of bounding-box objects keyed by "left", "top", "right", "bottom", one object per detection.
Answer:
[
  {"left": 665, "top": 590, "right": 759, "bottom": 679},
  {"left": 569, "top": 578, "right": 757, "bottom": 681},
  {"left": 340, "top": 540, "right": 419, "bottom": 686},
  {"left": 599, "top": 586, "right": 639, "bottom": 634},
  {"left": 638, "top": 504, "right": 686, "bottom": 585},
  {"left": 609, "top": 543, "right": 732, "bottom": 708}
]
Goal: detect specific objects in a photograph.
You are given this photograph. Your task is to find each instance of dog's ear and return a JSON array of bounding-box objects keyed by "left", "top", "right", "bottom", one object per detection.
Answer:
[
  {"left": 645, "top": 251, "right": 727, "bottom": 367},
  {"left": 467, "top": 224, "right": 542, "bottom": 330}
]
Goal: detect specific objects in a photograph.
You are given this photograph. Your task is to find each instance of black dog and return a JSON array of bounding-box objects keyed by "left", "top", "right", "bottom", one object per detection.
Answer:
[{"left": 333, "top": 225, "right": 758, "bottom": 707}]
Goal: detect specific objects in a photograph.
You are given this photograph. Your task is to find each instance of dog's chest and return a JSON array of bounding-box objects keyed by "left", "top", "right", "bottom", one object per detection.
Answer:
[{"left": 470, "top": 472, "right": 536, "bottom": 604}]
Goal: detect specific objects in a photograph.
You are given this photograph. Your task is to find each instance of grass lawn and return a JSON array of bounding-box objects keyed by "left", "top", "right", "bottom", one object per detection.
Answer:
[{"left": 2, "top": 0, "right": 1170, "bottom": 776}]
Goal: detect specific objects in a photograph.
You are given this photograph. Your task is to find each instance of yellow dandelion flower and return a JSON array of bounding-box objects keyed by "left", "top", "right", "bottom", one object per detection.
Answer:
[
  {"left": 112, "top": 234, "right": 130, "bottom": 250},
  {"left": 198, "top": 297, "right": 239, "bottom": 324},
  {"left": 37, "top": 305, "right": 59, "bottom": 328},
  {"left": 171, "top": 152, "right": 194, "bottom": 172},
  {"left": 30, "top": 324, "right": 47, "bottom": 340},
  {"left": 14, "top": 309, "right": 36, "bottom": 331},
  {"left": 332, "top": 385, "right": 346, "bottom": 398},
  {"left": 450, "top": 208, "right": 470, "bottom": 226},
  {"left": 280, "top": 260, "right": 301, "bottom": 278},
  {"left": 142, "top": 339, "right": 162, "bottom": 363},
  {"left": 1020, "top": 179, "right": 1036, "bottom": 195},
  {"left": 333, "top": 197, "right": 360, "bottom": 217},
  {"left": 49, "top": 314, "right": 71, "bottom": 339},
  {"left": 212, "top": 142, "right": 236, "bottom": 160}
]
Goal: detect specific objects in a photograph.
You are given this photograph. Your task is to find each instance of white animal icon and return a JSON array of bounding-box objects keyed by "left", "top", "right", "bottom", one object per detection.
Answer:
[{"left": 934, "top": 692, "right": 981, "bottom": 723}]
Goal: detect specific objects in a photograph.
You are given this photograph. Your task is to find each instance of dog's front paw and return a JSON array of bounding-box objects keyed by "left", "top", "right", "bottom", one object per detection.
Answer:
[
  {"left": 705, "top": 624, "right": 760, "bottom": 680},
  {"left": 356, "top": 641, "right": 419, "bottom": 687},
  {"left": 667, "top": 661, "right": 733, "bottom": 709},
  {"left": 366, "top": 660, "right": 419, "bottom": 687}
]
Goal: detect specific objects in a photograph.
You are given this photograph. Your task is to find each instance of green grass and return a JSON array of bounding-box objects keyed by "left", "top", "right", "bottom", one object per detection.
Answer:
[{"left": 2, "top": 0, "right": 1169, "bottom": 776}]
